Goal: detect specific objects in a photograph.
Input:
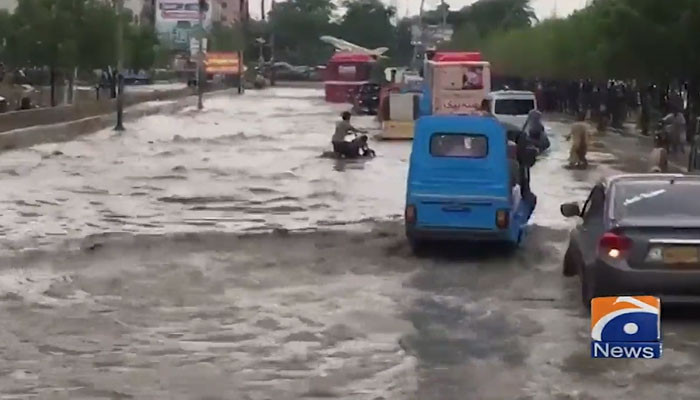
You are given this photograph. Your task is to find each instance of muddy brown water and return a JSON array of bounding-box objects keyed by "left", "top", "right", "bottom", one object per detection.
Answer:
[{"left": 1, "top": 88, "right": 699, "bottom": 399}]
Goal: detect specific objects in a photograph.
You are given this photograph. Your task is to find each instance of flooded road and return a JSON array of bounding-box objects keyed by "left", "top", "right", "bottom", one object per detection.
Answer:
[{"left": 2, "top": 88, "right": 700, "bottom": 399}]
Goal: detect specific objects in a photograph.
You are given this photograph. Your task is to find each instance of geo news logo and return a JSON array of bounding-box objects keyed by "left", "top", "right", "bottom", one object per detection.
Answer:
[{"left": 591, "top": 296, "right": 662, "bottom": 359}]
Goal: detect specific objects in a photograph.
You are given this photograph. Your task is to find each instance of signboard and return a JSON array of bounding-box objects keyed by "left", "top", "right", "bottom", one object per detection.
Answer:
[
  {"left": 155, "top": 0, "right": 212, "bottom": 51},
  {"left": 435, "top": 65, "right": 486, "bottom": 91},
  {"left": 189, "top": 38, "right": 208, "bottom": 57},
  {"left": 433, "top": 91, "right": 486, "bottom": 115},
  {"left": 205, "top": 52, "right": 242, "bottom": 75}
]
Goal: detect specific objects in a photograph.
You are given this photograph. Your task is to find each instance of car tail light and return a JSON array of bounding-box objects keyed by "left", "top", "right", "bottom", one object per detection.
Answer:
[
  {"left": 496, "top": 209, "right": 509, "bottom": 229},
  {"left": 405, "top": 205, "right": 416, "bottom": 224},
  {"left": 598, "top": 232, "right": 633, "bottom": 259}
]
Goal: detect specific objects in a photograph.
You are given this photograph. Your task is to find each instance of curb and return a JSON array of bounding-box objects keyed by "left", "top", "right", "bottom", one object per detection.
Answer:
[{"left": 0, "top": 88, "right": 239, "bottom": 152}]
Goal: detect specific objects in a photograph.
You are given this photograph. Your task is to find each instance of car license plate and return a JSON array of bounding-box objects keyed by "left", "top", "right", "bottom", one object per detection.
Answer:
[{"left": 663, "top": 247, "right": 699, "bottom": 264}]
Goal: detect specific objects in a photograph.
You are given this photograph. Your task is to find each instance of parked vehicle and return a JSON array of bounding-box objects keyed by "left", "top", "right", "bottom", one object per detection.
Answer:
[
  {"left": 485, "top": 90, "right": 538, "bottom": 130},
  {"left": 267, "top": 62, "right": 313, "bottom": 81},
  {"left": 561, "top": 174, "right": 700, "bottom": 307},
  {"left": 405, "top": 115, "right": 538, "bottom": 254},
  {"left": 352, "top": 83, "right": 381, "bottom": 115},
  {"left": 123, "top": 70, "right": 152, "bottom": 85}
]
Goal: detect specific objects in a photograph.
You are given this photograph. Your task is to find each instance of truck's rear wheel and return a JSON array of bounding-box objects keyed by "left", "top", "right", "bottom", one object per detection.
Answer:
[{"left": 408, "top": 237, "right": 427, "bottom": 257}]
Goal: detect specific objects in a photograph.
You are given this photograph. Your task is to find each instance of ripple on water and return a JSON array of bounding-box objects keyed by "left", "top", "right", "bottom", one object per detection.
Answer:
[{"left": 158, "top": 195, "right": 241, "bottom": 204}]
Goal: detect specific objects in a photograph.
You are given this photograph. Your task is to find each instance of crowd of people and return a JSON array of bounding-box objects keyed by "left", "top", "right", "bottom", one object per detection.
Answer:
[{"left": 495, "top": 76, "right": 700, "bottom": 172}]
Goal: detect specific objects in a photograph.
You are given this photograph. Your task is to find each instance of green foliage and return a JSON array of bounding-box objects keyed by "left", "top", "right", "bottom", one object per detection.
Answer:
[
  {"left": 465, "top": 0, "right": 700, "bottom": 82},
  {"left": 209, "top": 22, "right": 245, "bottom": 52},
  {"left": 125, "top": 25, "right": 158, "bottom": 71},
  {"left": 266, "top": 0, "right": 407, "bottom": 67},
  {"left": 269, "top": 0, "right": 336, "bottom": 65},
  {"left": 337, "top": 0, "right": 396, "bottom": 51},
  {"left": 0, "top": 0, "right": 157, "bottom": 73}
]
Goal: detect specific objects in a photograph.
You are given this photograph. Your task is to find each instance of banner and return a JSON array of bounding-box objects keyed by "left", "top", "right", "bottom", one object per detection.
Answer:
[
  {"left": 205, "top": 52, "right": 242, "bottom": 75},
  {"left": 432, "top": 62, "right": 492, "bottom": 115},
  {"left": 155, "top": 0, "right": 212, "bottom": 51},
  {"left": 433, "top": 90, "right": 490, "bottom": 115}
]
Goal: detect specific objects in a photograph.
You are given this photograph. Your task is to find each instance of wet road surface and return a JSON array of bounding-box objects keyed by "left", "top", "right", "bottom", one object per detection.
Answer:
[{"left": 1, "top": 88, "right": 700, "bottom": 399}]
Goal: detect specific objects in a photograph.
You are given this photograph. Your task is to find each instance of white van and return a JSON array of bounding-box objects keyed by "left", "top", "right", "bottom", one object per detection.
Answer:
[{"left": 485, "top": 90, "right": 538, "bottom": 129}]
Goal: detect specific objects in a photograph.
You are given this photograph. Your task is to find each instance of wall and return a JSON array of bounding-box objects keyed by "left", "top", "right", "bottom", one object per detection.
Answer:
[{"left": 0, "top": 86, "right": 195, "bottom": 133}]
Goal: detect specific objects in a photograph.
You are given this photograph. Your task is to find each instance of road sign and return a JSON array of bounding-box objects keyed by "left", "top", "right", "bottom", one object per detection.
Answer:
[{"left": 205, "top": 52, "right": 242, "bottom": 75}]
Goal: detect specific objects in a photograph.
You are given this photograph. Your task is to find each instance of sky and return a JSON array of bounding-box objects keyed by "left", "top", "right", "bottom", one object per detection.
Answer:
[{"left": 247, "top": 0, "right": 589, "bottom": 20}]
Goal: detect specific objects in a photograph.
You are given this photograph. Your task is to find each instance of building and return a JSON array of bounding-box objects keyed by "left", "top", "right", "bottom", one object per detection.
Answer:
[{"left": 212, "top": 0, "right": 248, "bottom": 26}]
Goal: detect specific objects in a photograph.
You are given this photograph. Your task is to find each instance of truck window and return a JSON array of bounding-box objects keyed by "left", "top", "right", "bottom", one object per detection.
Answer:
[
  {"left": 430, "top": 134, "right": 488, "bottom": 158},
  {"left": 495, "top": 99, "right": 536, "bottom": 115}
]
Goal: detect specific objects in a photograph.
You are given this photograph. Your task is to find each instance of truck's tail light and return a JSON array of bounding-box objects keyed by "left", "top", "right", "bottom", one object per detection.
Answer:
[
  {"left": 405, "top": 205, "right": 416, "bottom": 224},
  {"left": 496, "top": 209, "right": 509, "bottom": 229},
  {"left": 598, "top": 232, "right": 632, "bottom": 259}
]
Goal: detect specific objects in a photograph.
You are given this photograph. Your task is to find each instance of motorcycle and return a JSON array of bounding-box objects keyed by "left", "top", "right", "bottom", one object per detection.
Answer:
[
  {"left": 352, "top": 83, "right": 381, "bottom": 116},
  {"left": 527, "top": 127, "right": 551, "bottom": 154}
]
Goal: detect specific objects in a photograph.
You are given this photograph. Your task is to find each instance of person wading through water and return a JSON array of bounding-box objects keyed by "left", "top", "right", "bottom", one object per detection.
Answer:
[
  {"left": 649, "top": 131, "right": 669, "bottom": 173},
  {"left": 567, "top": 111, "right": 591, "bottom": 169},
  {"left": 332, "top": 111, "right": 369, "bottom": 158},
  {"left": 663, "top": 107, "right": 687, "bottom": 156}
]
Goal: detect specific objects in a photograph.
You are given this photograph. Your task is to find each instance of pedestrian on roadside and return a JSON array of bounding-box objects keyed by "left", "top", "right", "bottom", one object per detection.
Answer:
[
  {"left": 649, "top": 131, "right": 669, "bottom": 173},
  {"left": 567, "top": 111, "right": 590, "bottom": 169},
  {"left": 663, "top": 107, "right": 686, "bottom": 155}
]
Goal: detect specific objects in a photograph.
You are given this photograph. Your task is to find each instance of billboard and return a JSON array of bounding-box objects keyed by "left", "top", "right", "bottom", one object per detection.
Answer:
[
  {"left": 205, "top": 52, "right": 242, "bottom": 75},
  {"left": 155, "top": 0, "right": 213, "bottom": 51},
  {"left": 432, "top": 63, "right": 491, "bottom": 115}
]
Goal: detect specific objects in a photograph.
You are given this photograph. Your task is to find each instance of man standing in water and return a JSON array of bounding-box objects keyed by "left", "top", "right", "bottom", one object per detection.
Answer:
[
  {"left": 663, "top": 107, "right": 686, "bottom": 156},
  {"left": 332, "top": 111, "right": 368, "bottom": 158},
  {"left": 567, "top": 111, "right": 591, "bottom": 169}
]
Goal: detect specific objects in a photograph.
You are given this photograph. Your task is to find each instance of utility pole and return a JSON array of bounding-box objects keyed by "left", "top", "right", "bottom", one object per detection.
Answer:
[
  {"left": 114, "top": 0, "right": 125, "bottom": 131},
  {"left": 269, "top": 0, "right": 276, "bottom": 86},
  {"left": 261, "top": 0, "right": 265, "bottom": 20},
  {"left": 441, "top": 0, "right": 447, "bottom": 28},
  {"left": 197, "top": 0, "right": 207, "bottom": 110}
]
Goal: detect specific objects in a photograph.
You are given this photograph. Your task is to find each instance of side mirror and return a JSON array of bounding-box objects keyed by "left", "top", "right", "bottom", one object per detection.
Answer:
[{"left": 560, "top": 202, "right": 581, "bottom": 218}]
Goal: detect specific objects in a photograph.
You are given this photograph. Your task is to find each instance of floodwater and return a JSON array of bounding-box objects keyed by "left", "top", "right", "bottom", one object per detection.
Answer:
[{"left": 1, "top": 88, "right": 700, "bottom": 400}]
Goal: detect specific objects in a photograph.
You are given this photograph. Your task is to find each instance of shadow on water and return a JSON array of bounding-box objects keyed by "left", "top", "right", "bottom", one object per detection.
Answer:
[
  {"left": 331, "top": 158, "right": 373, "bottom": 172},
  {"left": 413, "top": 241, "right": 518, "bottom": 263},
  {"left": 660, "top": 305, "right": 700, "bottom": 320}
]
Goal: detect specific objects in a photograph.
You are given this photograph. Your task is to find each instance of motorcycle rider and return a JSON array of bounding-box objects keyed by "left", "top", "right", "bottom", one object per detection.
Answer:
[{"left": 332, "top": 111, "right": 370, "bottom": 158}]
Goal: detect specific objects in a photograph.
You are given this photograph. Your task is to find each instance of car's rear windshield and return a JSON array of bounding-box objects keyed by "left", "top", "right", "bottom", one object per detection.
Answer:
[
  {"left": 614, "top": 181, "right": 700, "bottom": 219},
  {"left": 495, "top": 99, "right": 536, "bottom": 115},
  {"left": 430, "top": 134, "right": 488, "bottom": 158}
]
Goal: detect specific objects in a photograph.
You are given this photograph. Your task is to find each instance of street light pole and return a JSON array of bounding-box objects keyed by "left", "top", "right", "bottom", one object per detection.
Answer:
[
  {"left": 114, "top": 0, "right": 125, "bottom": 131},
  {"left": 269, "top": 0, "right": 276, "bottom": 86},
  {"left": 197, "top": 0, "right": 206, "bottom": 110}
]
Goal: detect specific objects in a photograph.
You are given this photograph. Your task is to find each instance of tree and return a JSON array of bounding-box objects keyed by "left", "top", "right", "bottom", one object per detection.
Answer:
[
  {"left": 209, "top": 22, "right": 245, "bottom": 52},
  {"left": 125, "top": 25, "right": 158, "bottom": 71},
  {"left": 336, "top": 0, "right": 396, "bottom": 52},
  {"left": 456, "top": 0, "right": 537, "bottom": 38},
  {"left": 268, "top": 0, "right": 335, "bottom": 65}
]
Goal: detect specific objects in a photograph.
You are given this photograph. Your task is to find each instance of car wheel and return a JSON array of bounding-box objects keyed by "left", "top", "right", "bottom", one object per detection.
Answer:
[{"left": 563, "top": 245, "right": 578, "bottom": 277}]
